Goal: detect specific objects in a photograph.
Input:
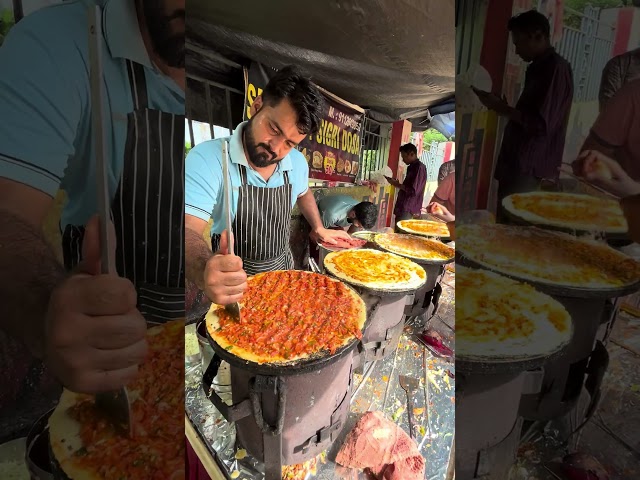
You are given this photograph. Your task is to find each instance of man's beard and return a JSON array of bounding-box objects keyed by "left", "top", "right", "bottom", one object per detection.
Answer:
[
  {"left": 143, "top": 1, "right": 185, "bottom": 68},
  {"left": 244, "top": 119, "right": 281, "bottom": 168}
]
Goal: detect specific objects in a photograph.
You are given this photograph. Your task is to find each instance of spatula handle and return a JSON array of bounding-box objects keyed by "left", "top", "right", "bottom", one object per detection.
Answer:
[
  {"left": 88, "top": 5, "right": 114, "bottom": 275},
  {"left": 406, "top": 390, "right": 416, "bottom": 439}
]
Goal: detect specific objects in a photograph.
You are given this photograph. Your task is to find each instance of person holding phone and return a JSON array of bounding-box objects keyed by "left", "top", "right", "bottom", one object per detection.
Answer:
[
  {"left": 385, "top": 143, "right": 427, "bottom": 223},
  {"left": 472, "top": 10, "right": 573, "bottom": 222}
]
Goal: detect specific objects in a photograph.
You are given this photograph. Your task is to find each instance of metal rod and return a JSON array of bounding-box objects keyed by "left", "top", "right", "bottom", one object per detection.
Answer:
[
  {"left": 225, "top": 88, "right": 234, "bottom": 133},
  {"left": 188, "top": 119, "right": 195, "bottom": 149},
  {"left": 88, "top": 5, "right": 114, "bottom": 275},
  {"left": 186, "top": 73, "right": 244, "bottom": 95},
  {"left": 205, "top": 83, "right": 214, "bottom": 139},
  {"left": 12, "top": 0, "right": 23, "bottom": 23}
]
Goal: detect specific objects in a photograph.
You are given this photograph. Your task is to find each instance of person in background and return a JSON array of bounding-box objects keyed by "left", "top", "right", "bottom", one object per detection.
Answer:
[
  {"left": 572, "top": 150, "right": 640, "bottom": 242},
  {"left": 472, "top": 9, "right": 573, "bottom": 222},
  {"left": 580, "top": 79, "right": 640, "bottom": 183},
  {"left": 425, "top": 170, "right": 455, "bottom": 222},
  {"left": 599, "top": 47, "right": 640, "bottom": 110},
  {"left": 317, "top": 194, "right": 378, "bottom": 233},
  {"left": 385, "top": 143, "right": 427, "bottom": 223},
  {"left": 437, "top": 159, "right": 455, "bottom": 183}
]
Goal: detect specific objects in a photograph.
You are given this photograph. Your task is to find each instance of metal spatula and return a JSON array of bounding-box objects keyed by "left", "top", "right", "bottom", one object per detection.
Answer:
[
  {"left": 88, "top": 5, "right": 132, "bottom": 437},
  {"left": 399, "top": 375, "right": 420, "bottom": 439},
  {"left": 221, "top": 141, "right": 241, "bottom": 321}
]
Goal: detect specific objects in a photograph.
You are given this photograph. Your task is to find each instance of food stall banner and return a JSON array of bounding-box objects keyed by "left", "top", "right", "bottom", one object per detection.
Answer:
[{"left": 244, "top": 62, "right": 365, "bottom": 183}]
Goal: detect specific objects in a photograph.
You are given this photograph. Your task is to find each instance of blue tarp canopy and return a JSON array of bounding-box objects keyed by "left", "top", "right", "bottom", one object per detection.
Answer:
[{"left": 429, "top": 112, "right": 455, "bottom": 139}]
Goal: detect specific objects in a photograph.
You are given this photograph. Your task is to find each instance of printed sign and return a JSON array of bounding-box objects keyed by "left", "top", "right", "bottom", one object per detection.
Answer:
[{"left": 245, "top": 62, "right": 364, "bottom": 183}]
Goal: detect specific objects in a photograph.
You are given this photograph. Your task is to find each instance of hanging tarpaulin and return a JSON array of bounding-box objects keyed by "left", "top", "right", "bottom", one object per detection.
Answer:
[
  {"left": 244, "top": 61, "right": 365, "bottom": 183},
  {"left": 429, "top": 112, "right": 456, "bottom": 139}
]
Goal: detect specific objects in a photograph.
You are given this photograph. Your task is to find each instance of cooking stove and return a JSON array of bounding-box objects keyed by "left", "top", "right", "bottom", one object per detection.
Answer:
[
  {"left": 404, "top": 263, "right": 445, "bottom": 319},
  {"left": 519, "top": 296, "right": 609, "bottom": 422},
  {"left": 354, "top": 291, "right": 411, "bottom": 366},
  {"left": 456, "top": 353, "right": 547, "bottom": 479},
  {"left": 202, "top": 328, "right": 357, "bottom": 480}
]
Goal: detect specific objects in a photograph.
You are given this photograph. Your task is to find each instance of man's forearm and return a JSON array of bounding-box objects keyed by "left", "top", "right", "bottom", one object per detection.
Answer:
[
  {"left": 0, "top": 210, "right": 66, "bottom": 358},
  {"left": 297, "top": 190, "right": 324, "bottom": 231},
  {"left": 185, "top": 227, "right": 213, "bottom": 290}
]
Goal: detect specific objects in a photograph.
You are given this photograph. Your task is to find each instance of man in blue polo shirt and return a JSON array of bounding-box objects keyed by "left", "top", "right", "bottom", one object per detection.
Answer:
[
  {"left": 185, "top": 66, "right": 351, "bottom": 305},
  {"left": 0, "top": 0, "right": 184, "bottom": 439},
  {"left": 317, "top": 194, "right": 378, "bottom": 232}
]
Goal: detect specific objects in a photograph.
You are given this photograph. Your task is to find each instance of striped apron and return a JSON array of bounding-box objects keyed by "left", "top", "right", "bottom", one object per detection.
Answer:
[
  {"left": 211, "top": 164, "right": 294, "bottom": 276},
  {"left": 61, "top": 60, "right": 185, "bottom": 325}
]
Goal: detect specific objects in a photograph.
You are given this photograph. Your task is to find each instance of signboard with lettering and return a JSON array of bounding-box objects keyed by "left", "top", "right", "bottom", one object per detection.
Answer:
[{"left": 245, "top": 62, "right": 364, "bottom": 183}]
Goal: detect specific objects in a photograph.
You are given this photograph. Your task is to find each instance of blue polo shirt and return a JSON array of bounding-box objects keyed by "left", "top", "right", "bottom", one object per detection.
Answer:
[
  {"left": 0, "top": 0, "right": 185, "bottom": 228},
  {"left": 185, "top": 121, "right": 310, "bottom": 235},
  {"left": 317, "top": 194, "right": 359, "bottom": 228}
]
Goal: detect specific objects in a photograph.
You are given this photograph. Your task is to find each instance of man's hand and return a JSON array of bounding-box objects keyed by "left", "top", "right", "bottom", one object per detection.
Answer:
[
  {"left": 384, "top": 175, "right": 401, "bottom": 188},
  {"left": 203, "top": 230, "right": 248, "bottom": 305},
  {"left": 313, "top": 227, "right": 352, "bottom": 245},
  {"left": 423, "top": 202, "right": 455, "bottom": 223},
  {"left": 44, "top": 215, "right": 147, "bottom": 394},
  {"left": 572, "top": 150, "right": 640, "bottom": 198},
  {"left": 472, "top": 87, "right": 510, "bottom": 114}
]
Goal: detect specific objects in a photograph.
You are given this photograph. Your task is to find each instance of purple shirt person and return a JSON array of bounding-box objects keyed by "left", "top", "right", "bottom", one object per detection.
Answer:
[
  {"left": 473, "top": 10, "right": 573, "bottom": 220},
  {"left": 386, "top": 143, "right": 427, "bottom": 221}
]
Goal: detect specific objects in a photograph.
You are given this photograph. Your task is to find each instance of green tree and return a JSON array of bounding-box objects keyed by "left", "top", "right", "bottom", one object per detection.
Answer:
[
  {"left": 0, "top": 9, "right": 15, "bottom": 47},
  {"left": 564, "top": 0, "right": 624, "bottom": 29},
  {"left": 422, "top": 128, "right": 448, "bottom": 145}
]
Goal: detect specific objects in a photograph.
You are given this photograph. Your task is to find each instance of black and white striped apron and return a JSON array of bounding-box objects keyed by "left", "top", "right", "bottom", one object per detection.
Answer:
[
  {"left": 211, "top": 164, "right": 294, "bottom": 276},
  {"left": 61, "top": 60, "right": 185, "bottom": 325}
]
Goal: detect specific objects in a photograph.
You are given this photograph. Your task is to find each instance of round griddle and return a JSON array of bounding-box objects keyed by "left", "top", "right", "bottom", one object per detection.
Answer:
[
  {"left": 322, "top": 247, "right": 428, "bottom": 297},
  {"left": 351, "top": 231, "right": 379, "bottom": 242},
  {"left": 457, "top": 252, "right": 640, "bottom": 299},
  {"left": 373, "top": 233, "right": 455, "bottom": 266},
  {"left": 318, "top": 239, "right": 367, "bottom": 252},
  {"left": 501, "top": 204, "right": 631, "bottom": 243},
  {"left": 202, "top": 278, "right": 368, "bottom": 376},
  {"left": 396, "top": 217, "right": 452, "bottom": 242},
  {"left": 456, "top": 334, "right": 572, "bottom": 375},
  {"left": 323, "top": 270, "right": 422, "bottom": 297},
  {"left": 204, "top": 314, "right": 362, "bottom": 376}
]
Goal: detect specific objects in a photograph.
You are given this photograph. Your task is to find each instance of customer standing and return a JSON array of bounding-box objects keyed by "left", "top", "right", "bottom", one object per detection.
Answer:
[
  {"left": 473, "top": 9, "right": 573, "bottom": 222},
  {"left": 385, "top": 143, "right": 427, "bottom": 223}
]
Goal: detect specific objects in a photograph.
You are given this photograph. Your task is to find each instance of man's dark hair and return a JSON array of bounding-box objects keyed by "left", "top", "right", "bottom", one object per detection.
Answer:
[
  {"left": 353, "top": 202, "right": 378, "bottom": 229},
  {"left": 262, "top": 66, "right": 324, "bottom": 136},
  {"left": 399, "top": 143, "right": 418, "bottom": 156},
  {"left": 508, "top": 10, "right": 551, "bottom": 38}
]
